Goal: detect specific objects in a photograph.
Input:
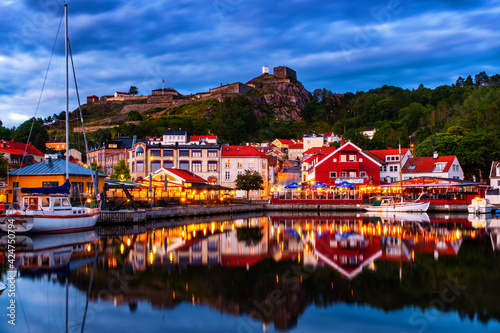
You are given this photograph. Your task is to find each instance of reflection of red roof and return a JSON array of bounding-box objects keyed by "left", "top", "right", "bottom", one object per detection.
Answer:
[
  {"left": 402, "top": 156, "right": 456, "bottom": 173},
  {"left": 369, "top": 148, "right": 409, "bottom": 161},
  {"left": 221, "top": 146, "right": 267, "bottom": 157},
  {"left": 165, "top": 168, "right": 207, "bottom": 183},
  {"left": 221, "top": 254, "right": 268, "bottom": 267},
  {"left": 303, "top": 147, "right": 336, "bottom": 156},
  {"left": 0, "top": 140, "right": 44, "bottom": 156}
]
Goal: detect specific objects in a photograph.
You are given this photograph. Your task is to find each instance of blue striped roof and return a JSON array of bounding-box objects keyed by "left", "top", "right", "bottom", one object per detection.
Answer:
[{"left": 8, "top": 158, "right": 106, "bottom": 177}]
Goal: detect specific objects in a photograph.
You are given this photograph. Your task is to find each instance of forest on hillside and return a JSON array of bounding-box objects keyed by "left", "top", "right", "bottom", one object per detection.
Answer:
[{"left": 1, "top": 72, "right": 499, "bottom": 181}]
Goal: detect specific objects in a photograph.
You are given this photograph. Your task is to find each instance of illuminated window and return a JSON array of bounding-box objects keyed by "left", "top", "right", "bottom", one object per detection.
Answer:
[
  {"left": 208, "top": 161, "right": 217, "bottom": 172},
  {"left": 192, "top": 150, "right": 202, "bottom": 158},
  {"left": 192, "top": 161, "right": 202, "bottom": 172},
  {"left": 237, "top": 159, "right": 243, "bottom": 168}
]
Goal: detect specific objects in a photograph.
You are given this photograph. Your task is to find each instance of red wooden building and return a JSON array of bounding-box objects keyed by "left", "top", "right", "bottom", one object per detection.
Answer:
[{"left": 308, "top": 142, "right": 383, "bottom": 186}]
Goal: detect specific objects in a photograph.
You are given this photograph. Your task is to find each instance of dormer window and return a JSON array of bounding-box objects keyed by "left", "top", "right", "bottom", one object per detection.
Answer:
[{"left": 433, "top": 162, "right": 446, "bottom": 172}]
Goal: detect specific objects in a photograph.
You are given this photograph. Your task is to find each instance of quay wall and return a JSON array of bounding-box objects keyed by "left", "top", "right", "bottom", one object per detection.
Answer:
[{"left": 97, "top": 203, "right": 474, "bottom": 225}]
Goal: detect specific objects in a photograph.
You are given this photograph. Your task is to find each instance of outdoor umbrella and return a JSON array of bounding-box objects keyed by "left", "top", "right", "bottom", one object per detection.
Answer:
[
  {"left": 284, "top": 182, "right": 304, "bottom": 189},
  {"left": 309, "top": 181, "right": 330, "bottom": 188},
  {"left": 335, "top": 181, "right": 356, "bottom": 188}
]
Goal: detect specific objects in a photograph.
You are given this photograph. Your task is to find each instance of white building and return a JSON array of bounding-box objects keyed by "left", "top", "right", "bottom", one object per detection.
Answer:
[{"left": 220, "top": 145, "right": 269, "bottom": 198}]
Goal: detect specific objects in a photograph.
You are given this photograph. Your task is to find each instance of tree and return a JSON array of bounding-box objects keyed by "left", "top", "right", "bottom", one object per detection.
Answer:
[
  {"left": 0, "top": 153, "right": 9, "bottom": 179},
  {"left": 128, "top": 86, "right": 139, "bottom": 96},
  {"left": 211, "top": 96, "right": 258, "bottom": 144},
  {"left": 127, "top": 110, "right": 143, "bottom": 121},
  {"left": 11, "top": 118, "right": 49, "bottom": 151},
  {"left": 455, "top": 76, "right": 465, "bottom": 88},
  {"left": 464, "top": 75, "right": 474, "bottom": 87},
  {"left": 474, "top": 72, "right": 489, "bottom": 87},
  {"left": 88, "top": 161, "right": 105, "bottom": 175},
  {"left": 0, "top": 125, "right": 12, "bottom": 140},
  {"left": 109, "top": 158, "right": 131, "bottom": 181},
  {"left": 234, "top": 169, "right": 264, "bottom": 199}
]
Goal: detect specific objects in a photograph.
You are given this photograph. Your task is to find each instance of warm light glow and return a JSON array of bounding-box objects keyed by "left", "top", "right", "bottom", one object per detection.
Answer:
[
  {"left": 87, "top": 244, "right": 91, "bottom": 252},
  {"left": 220, "top": 225, "right": 224, "bottom": 232},
  {"left": 153, "top": 245, "right": 157, "bottom": 254},
  {"left": 86, "top": 198, "right": 92, "bottom": 204},
  {"left": 411, "top": 250, "right": 415, "bottom": 261},
  {"left": 276, "top": 274, "right": 279, "bottom": 283},
  {"left": 169, "top": 252, "right": 173, "bottom": 262},
  {"left": 127, "top": 238, "right": 131, "bottom": 246},
  {"left": 120, "top": 243, "right": 124, "bottom": 254},
  {"left": 149, "top": 251, "right": 154, "bottom": 264},
  {"left": 371, "top": 261, "right": 375, "bottom": 271}
]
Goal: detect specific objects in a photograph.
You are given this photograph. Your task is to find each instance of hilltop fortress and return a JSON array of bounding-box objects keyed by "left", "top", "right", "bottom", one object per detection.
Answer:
[{"left": 85, "top": 65, "right": 310, "bottom": 121}]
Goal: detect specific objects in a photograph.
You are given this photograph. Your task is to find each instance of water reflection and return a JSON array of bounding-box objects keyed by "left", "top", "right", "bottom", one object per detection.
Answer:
[{"left": 1, "top": 212, "right": 499, "bottom": 332}]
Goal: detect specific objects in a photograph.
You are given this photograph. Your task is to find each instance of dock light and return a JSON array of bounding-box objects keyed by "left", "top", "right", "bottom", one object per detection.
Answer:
[
  {"left": 87, "top": 244, "right": 91, "bottom": 252},
  {"left": 86, "top": 198, "right": 92, "bottom": 204},
  {"left": 150, "top": 156, "right": 154, "bottom": 161},
  {"left": 127, "top": 238, "right": 131, "bottom": 246},
  {"left": 120, "top": 244, "right": 124, "bottom": 254}
]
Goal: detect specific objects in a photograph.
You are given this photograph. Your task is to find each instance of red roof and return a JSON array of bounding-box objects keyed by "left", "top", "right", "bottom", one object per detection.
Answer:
[
  {"left": 402, "top": 156, "right": 456, "bottom": 173},
  {"left": 165, "top": 168, "right": 207, "bottom": 183},
  {"left": 490, "top": 161, "right": 500, "bottom": 178},
  {"left": 303, "top": 147, "right": 337, "bottom": 156},
  {"left": 369, "top": 148, "right": 409, "bottom": 161},
  {"left": 0, "top": 140, "right": 44, "bottom": 156},
  {"left": 302, "top": 153, "right": 327, "bottom": 164},
  {"left": 288, "top": 143, "right": 303, "bottom": 149},
  {"left": 190, "top": 136, "right": 217, "bottom": 141},
  {"left": 221, "top": 146, "right": 267, "bottom": 157},
  {"left": 276, "top": 139, "right": 295, "bottom": 145}
]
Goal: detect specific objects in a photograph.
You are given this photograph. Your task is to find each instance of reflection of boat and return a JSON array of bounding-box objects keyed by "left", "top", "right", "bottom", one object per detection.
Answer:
[
  {"left": 0, "top": 4, "right": 100, "bottom": 233},
  {"left": 468, "top": 213, "right": 493, "bottom": 229},
  {"left": 365, "top": 197, "right": 429, "bottom": 212},
  {"left": 365, "top": 212, "right": 430, "bottom": 224},
  {"left": 0, "top": 230, "right": 98, "bottom": 273},
  {"left": 467, "top": 197, "right": 493, "bottom": 214}
]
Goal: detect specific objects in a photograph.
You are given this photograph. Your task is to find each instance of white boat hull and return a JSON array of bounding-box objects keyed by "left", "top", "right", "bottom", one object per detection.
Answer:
[
  {"left": 365, "top": 201, "right": 430, "bottom": 212},
  {"left": 0, "top": 208, "right": 100, "bottom": 233}
]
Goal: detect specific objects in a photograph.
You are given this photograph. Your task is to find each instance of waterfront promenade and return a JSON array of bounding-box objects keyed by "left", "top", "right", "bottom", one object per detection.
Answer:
[{"left": 97, "top": 201, "right": 474, "bottom": 224}]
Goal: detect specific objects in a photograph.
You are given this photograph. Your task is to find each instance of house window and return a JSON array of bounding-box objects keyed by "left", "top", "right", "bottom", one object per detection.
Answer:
[
  {"left": 349, "top": 171, "right": 356, "bottom": 177},
  {"left": 348, "top": 155, "right": 356, "bottom": 162},
  {"left": 225, "top": 159, "right": 231, "bottom": 168},
  {"left": 333, "top": 158, "right": 337, "bottom": 162},
  {"left": 360, "top": 171, "right": 366, "bottom": 177},
  {"left": 132, "top": 162, "right": 135, "bottom": 172},
  {"left": 208, "top": 161, "right": 217, "bottom": 172},
  {"left": 163, "top": 149, "right": 173, "bottom": 157},
  {"left": 42, "top": 182, "right": 58, "bottom": 187},
  {"left": 192, "top": 150, "right": 202, "bottom": 158},
  {"left": 179, "top": 150, "right": 190, "bottom": 157},
  {"left": 341, "top": 172, "right": 346, "bottom": 177},
  {"left": 225, "top": 171, "right": 231, "bottom": 180},
  {"left": 208, "top": 150, "right": 218, "bottom": 157},
  {"left": 163, "top": 160, "right": 173, "bottom": 169},
  {"left": 136, "top": 147, "right": 144, "bottom": 157},
  {"left": 349, "top": 256, "right": 357, "bottom": 265},
  {"left": 136, "top": 161, "right": 144, "bottom": 173},
  {"left": 341, "top": 256, "right": 347, "bottom": 264},
  {"left": 179, "top": 161, "right": 189, "bottom": 170},
  {"left": 192, "top": 161, "right": 202, "bottom": 172},
  {"left": 341, "top": 155, "right": 346, "bottom": 162},
  {"left": 151, "top": 149, "right": 161, "bottom": 157},
  {"left": 71, "top": 182, "right": 84, "bottom": 197},
  {"left": 434, "top": 163, "right": 445, "bottom": 172},
  {"left": 236, "top": 159, "right": 243, "bottom": 168},
  {"left": 330, "top": 172, "right": 337, "bottom": 178},
  {"left": 249, "top": 159, "right": 254, "bottom": 168},
  {"left": 151, "top": 161, "right": 161, "bottom": 173}
]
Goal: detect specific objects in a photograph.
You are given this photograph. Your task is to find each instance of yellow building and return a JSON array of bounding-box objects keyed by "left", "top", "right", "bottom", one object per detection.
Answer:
[
  {"left": 5, "top": 157, "right": 106, "bottom": 203},
  {"left": 45, "top": 139, "right": 67, "bottom": 151}
]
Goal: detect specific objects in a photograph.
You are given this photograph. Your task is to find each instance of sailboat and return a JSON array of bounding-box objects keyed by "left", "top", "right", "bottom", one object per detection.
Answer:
[
  {"left": 365, "top": 145, "right": 429, "bottom": 213},
  {"left": 0, "top": 4, "right": 100, "bottom": 233}
]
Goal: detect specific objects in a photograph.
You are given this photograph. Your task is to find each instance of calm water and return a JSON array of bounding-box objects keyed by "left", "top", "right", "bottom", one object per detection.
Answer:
[{"left": 1, "top": 211, "right": 499, "bottom": 333}]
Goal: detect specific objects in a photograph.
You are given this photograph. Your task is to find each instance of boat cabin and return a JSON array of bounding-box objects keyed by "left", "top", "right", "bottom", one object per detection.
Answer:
[{"left": 21, "top": 194, "right": 72, "bottom": 212}]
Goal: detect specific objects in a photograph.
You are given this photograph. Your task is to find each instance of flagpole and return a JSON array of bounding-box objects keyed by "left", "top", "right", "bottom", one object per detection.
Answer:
[{"left": 162, "top": 78, "right": 164, "bottom": 95}]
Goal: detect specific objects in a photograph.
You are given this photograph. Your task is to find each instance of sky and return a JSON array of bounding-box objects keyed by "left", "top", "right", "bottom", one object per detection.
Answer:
[{"left": 1, "top": 0, "right": 500, "bottom": 129}]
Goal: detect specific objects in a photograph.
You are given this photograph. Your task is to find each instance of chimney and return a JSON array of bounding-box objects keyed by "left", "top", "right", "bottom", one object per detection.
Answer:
[
  {"left": 433, "top": 151, "right": 438, "bottom": 159},
  {"left": 340, "top": 139, "right": 345, "bottom": 146}
]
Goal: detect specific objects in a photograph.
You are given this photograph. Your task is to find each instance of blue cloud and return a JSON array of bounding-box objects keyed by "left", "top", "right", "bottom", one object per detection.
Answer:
[{"left": 0, "top": 0, "right": 499, "bottom": 128}]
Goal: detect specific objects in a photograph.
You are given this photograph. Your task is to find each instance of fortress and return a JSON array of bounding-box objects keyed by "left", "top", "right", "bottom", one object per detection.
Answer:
[{"left": 86, "top": 66, "right": 299, "bottom": 110}]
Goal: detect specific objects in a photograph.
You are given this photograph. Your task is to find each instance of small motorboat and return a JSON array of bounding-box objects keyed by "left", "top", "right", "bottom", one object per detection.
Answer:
[{"left": 467, "top": 197, "right": 493, "bottom": 214}]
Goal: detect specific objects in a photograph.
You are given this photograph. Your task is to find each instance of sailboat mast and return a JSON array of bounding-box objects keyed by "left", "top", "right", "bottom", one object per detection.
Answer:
[
  {"left": 399, "top": 143, "right": 403, "bottom": 203},
  {"left": 65, "top": 4, "right": 69, "bottom": 181}
]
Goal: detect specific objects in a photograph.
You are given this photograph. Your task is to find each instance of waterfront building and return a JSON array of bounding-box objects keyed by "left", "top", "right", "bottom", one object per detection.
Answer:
[
  {"left": 368, "top": 148, "right": 413, "bottom": 183},
  {"left": 401, "top": 151, "right": 464, "bottom": 180},
  {"left": 302, "top": 132, "right": 326, "bottom": 152},
  {"left": 88, "top": 136, "right": 141, "bottom": 175},
  {"left": 288, "top": 143, "right": 303, "bottom": 161},
  {"left": 0, "top": 139, "right": 44, "bottom": 169},
  {"left": 220, "top": 145, "right": 270, "bottom": 198}
]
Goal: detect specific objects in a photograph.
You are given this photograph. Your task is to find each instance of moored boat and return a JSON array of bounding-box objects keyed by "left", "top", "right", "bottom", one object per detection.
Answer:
[
  {"left": 467, "top": 197, "right": 493, "bottom": 214},
  {"left": 365, "top": 197, "right": 430, "bottom": 212}
]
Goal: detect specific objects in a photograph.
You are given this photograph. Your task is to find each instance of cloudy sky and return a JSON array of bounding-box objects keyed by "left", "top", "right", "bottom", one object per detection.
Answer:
[{"left": 1, "top": 0, "right": 499, "bottom": 128}]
